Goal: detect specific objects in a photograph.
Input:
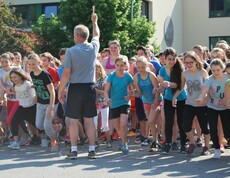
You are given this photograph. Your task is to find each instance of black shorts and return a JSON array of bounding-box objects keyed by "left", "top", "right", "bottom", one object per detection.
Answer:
[
  {"left": 135, "top": 97, "right": 147, "bottom": 121},
  {"left": 111, "top": 105, "right": 130, "bottom": 119},
  {"left": 65, "top": 83, "right": 97, "bottom": 119}
]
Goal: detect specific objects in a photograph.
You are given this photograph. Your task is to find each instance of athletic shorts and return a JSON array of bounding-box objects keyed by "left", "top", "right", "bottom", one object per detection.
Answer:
[
  {"left": 143, "top": 102, "right": 161, "bottom": 111},
  {"left": 110, "top": 105, "right": 130, "bottom": 119},
  {"left": 65, "top": 83, "right": 97, "bottom": 119}
]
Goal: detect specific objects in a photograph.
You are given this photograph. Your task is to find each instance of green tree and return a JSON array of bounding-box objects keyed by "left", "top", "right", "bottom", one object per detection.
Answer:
[
  {"left": 31, "top": 14, "right": 69, "bottom": 57},
  {"left": 59, "top": 0, "right": 158, "bottom": 57},
  {"left": 0, "top": 0, "right": 34, "bottom": 55}
]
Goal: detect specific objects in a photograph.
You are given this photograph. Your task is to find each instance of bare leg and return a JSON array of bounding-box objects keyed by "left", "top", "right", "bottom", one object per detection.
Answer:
[
  {"left": 69, "top": 118, "right": 79, "bottom": 146},
  {"left": 84, "top": 118, "right": 96, "bottom": 146}
]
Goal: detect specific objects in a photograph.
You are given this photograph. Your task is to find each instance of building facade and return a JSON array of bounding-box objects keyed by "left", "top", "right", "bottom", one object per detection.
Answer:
[
  {"left": 149, "top": 0, "right": 230, "bottom": 53},
  {"left": 10, "top": 0, "right": 230, "bottom": 53}
]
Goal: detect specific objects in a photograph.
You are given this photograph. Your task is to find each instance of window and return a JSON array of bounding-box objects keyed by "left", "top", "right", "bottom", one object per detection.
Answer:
[
  {"left": 209, "top": 0, "right": 230, "bottom": 17},
  {"left": 42, "top": 4, "right": 59, "bottom": 18},
  {"left": 14, "top": 5, "right": 37, "bottom": 27},
  {"left": 209, "top": 36, "right": 230, "bottom": 49},
  {"left": 141, "top": 0, "right": 150, "bottom": 20},
  {"left": 13, "top": 3, "right": 59, "bottom": 28}
]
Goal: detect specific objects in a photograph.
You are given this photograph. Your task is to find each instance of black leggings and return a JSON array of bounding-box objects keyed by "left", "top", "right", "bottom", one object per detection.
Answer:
[
  {"left": 11, "top": 105, "right": 37, "bottom": 136},
  {"left": 183, "top": 105, "right": 209, "bottom": 135},
  {"left": 164, "top": 99, "right": 187, "bottom": 146},
  {"left": 207, "top": 108, "right": 230, "bottom": 149}
]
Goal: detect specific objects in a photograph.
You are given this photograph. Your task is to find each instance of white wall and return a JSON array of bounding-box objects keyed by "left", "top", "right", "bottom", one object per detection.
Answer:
[
  {"left": 151, "top": 0, "right": 183, "bottom": 53},
  {"left": 182, "top": 0, "right": 230, "bottom": 52}
]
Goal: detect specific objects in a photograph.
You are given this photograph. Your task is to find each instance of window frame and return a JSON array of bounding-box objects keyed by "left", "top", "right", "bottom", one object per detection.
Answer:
[
  {"left": 42, "top": 3, "right": 59, "bottom": 19},
  {"left": 209, "top": 0, "right": 230, "bottom": 17},
  {"left": 209, "top": 36, "right": 230, "bottom": 50}
]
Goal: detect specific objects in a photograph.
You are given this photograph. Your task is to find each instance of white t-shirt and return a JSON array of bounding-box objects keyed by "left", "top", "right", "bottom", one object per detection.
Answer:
[{"left": 15, "top": 80, "right": 36, "bottom": 108}]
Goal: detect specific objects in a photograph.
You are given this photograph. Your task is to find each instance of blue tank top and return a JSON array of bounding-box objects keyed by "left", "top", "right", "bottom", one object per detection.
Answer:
[{"left": 137, "top": 72, "right": 155, "bottom": 104}]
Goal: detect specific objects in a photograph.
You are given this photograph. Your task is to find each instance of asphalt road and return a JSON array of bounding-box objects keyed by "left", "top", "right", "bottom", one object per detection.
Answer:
[{"left": 0, "top": 138, "right": 229, "bottom": 178}]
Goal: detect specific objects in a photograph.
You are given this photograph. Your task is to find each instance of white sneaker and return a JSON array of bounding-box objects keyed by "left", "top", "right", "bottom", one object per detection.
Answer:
[
  {"left": 141, "top": 139, "right": 150, "bottom": 146},
  {"left": 41, "top": 138, "right": 49, "bottom": 148},
  {"left": 8, "top": 141, "right": 20, "bottom": 149},
  {"left": 213, "top": 149, "right": 221, "bottom": 159}
]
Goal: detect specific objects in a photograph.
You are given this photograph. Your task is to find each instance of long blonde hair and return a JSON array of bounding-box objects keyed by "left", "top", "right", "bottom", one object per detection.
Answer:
[{"left": 96, "top": 60, "right": 107, "bottom": 78}]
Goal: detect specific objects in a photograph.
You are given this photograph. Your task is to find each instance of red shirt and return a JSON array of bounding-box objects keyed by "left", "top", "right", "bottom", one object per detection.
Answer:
[{"left": 47, "top": 67, "right": 60, "bottom": 86}]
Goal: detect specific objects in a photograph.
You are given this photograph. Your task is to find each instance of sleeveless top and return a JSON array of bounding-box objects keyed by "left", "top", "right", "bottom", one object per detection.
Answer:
[
  {"left": 184, "top": 70, "right": 204, "bottom": 106},
  {"left": 106, "top": 56, "right": 115, "bottom": 69},
  {"left": 137, "top": 72, "right": 155, "bottom": 104}
]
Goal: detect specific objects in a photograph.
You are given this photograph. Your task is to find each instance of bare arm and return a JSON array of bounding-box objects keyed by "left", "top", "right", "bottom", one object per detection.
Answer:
[
  {"left": 58, "top": 68, "right": 70, "bottom": 104},
  {"left": 91, "top": 13, "right": 100, "bottom": 40},
  {"left": 225, "top": 81, "right": 230, "bottom": 109},
  {"left": 47, "top": 83, "right": 55, "bottom": 119},
  {"left": 104, "top": 82, "right": 111, "bottom": 106},
  {"left": 158, "top": 74, "right": 177, "bottom": 89},
  {"left": 150, "top": 72, "right": 160, "bottom": 104},
  {"left": 95, "top": 88, "right": 104, "bottom": 95},
  {"left": 172, "top": 72, "right": 186, "bottom": 107},
  {"left": 133, "top": 74, "right": 142, "bottom": 97}
]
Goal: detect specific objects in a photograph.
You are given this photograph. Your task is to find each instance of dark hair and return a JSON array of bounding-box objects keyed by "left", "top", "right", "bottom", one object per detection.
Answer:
[
  {"left": 59, "top": 48, "right": 67, "bottom": 56},
  {"left": 136, "top": 45, "right": 147, "bottom": 55},
  {"left": 10, "top": 68, "right": 31, "bottom": 86},
  {"left": 170, "top": 57, "right": 183, "bottom": 93},
  {"left": 163, "top": 47, "right": 177, "bottom": 58},
  {"left": 226, "top": 61, "right": 230, "bottom": 69},
  {"left": 163, "top": 48, "right": 182, "bottom": 93}
]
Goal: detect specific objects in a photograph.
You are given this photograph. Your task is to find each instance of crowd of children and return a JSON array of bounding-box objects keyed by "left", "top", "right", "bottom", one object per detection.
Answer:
[{"left": 0, "top": 39, "right": 230, "bottom": 160}]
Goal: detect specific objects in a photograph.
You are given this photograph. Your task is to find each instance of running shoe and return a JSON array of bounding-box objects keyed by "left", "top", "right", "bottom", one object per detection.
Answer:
[
  {"left": 99, "top": 133, "right": 106, "bottom": 140},
  {"left": 149, "top": 141, "right": 159, "bottom": 152},
  {"left": 8, "top": 140, "right": 20, "bottom": 150},
  {"left": 180, "top": 145, "right": 187, "bottom": 154},
  {"left": 20, "top": 134, "right": 31, "bottom": 146},
  {"left": 141, "top": 138, "right": 150, "bottom": 146},
  {"left": 88, "top": 151, "right": 97, "bottom": 159},
  {"left": 106, "top": 140, "right": 112, "bottom": 148},
  {"left": 171, "top": 142, "right": 179, "bottom": 150},
  {"left": 112, "top": 131, "right": 119, "bottom": 140},
  {"left": 122, "top": 144, "right": 129, "bottom": 154},
  {"left": 196, "top": 138, "right": 202, "bottom": 147},
  {"left": 127, "top": 130, "right": 136, "bottom": 137},
  {"left": 187, "top": 144, "right": 196, "bottom": 154},
  {"left": 117, "top": 139, "right": 122, "bottom": 151},
  {"left": 201, "top": 146, "right": 210, "bottom": 155},
  {"left": 66, "top": 151, "right": 78, "bottom": 160},
  {"left": 162, "top": 142, "right": 171, "bottom": 153},
  {"left": 213, "top": 149, "right": 221, "bottom": 159},
  {"left": 51, "top": 140, "right": 59, "bottom": 152},
  {"left": 30, "top": 135, "right": 41, "bottom": 145},
  {"left": 134, "top": 137, "right": 142, "bottom": 144}
]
